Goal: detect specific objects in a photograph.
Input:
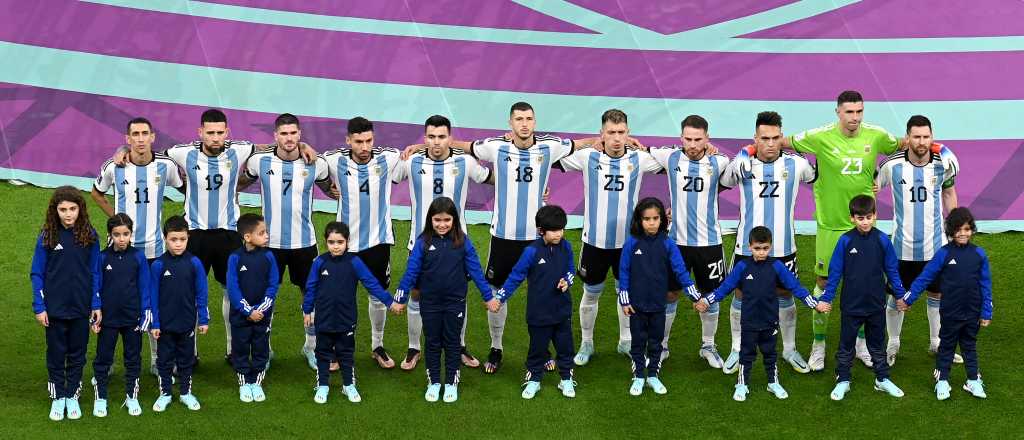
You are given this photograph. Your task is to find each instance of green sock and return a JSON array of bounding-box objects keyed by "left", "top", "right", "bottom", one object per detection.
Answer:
[
  {"left": 857, "top": 327, "right": 866, "bottom": 339},
  {"left": 812, "top": 286, "right": 828, "bottom": 342}
]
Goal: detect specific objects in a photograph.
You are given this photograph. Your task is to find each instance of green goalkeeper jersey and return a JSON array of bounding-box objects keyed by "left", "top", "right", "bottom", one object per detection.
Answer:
[{"left": 790, "top": 122, "right": 898, "bottom": 230}]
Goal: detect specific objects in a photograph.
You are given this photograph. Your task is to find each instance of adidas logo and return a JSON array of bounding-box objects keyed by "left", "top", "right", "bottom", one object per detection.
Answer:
[
  {"left": 634, "top": 249, "right": 643, "bottom": 255},
  {"left": 266, "top": 170, "right": 275, "bottom": 175},
  {"left": 850, "top": 248, "right": 858, "bottom": 254},
  {"left": 898, "top": 179, "right": 906, "bottom": 185},
  {"left": 418, "top": 169, "right": 427, "bottom": 175},
  {"left": 594, "top": 164, "right": 603, "bottom": 170},
  {"left": 54, "top": 243, "right": 64, "bottom": 250},
  {"left": 164, "top": 270, "right": 172, "bottom": 277},
  {"left": 121, "top": 179, "right": 129, "bottom": 185},
  {"left": 674, "top": 167, "right": 682, "bottom": 172},
  {"left": 746, "top": 274, "right": 754, "bottom": 280},
  {"left": 321, "top": 269, "right": 329, "bottom": 275},
  {"left": 106, "top": 264, "right": 113, "bottom": 271},
  {"left": 192, "top": 165, "right": 201, "bottom": 170},
  {"left": 458, "top": 312, "right": 464, "bottom": 318},
  {"left": 538, "top": 258, "right": 546, "bottom": 265},
  {"left": 504, "top": 157, "right": 513, "bottom": 162},
  {"left": 428, "top": 245, "right": 437, "bottom": 251},
  {"left": 344, "top": 171, "right": 352, "bottom": 176},
  {"left": 948, "top": 259, "right": 957, "bottom": 265},
  {"left": 240, "top": 265, "right": 248, "bottom": 272}
]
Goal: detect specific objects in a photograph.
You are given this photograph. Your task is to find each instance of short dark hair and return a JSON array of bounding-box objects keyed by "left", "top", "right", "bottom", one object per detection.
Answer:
[
  {"left": 906, "top": 115, "right": 932, "bottom": 134},
  {"left": 536, "top": 205, "right": 567, "bottom": 232},
  {"left": 944, "top": 207, "right": 977, "bottom": 239},
  {"left": 749, "top": 225, "right": 772, "bottom": 244},
  {"left": 107, "top": 212, "right": 134, "bottom": 234},
  {"left": 347, "top": 117, "right": 373, "bottom": 135},
  {"left": 681, "top": 114, "right": 708, "bottom": 133},
  {"left": 601, "top": 109, "right": 627, "bottom": 125},
  {"left": 837, "top": 90, "right": 863, "bottom": 106},
  {"left": 756, "top": 111, "right": 782, "bottom": 130},
  {"left": 237, "top": 213, "right": 264, "bottom": 237},
  {"left": 126, "top": 117, "right": 152, "bottom": 134},
  {"left": 849, "top": 194, "right": 876, "bottom": 216},
  {"left": 629, "top": 197, "right": 667, "bottom": 236},
  {"left": 324, "top": 221, "right": 350, "bottom": 240},
  {"left": 275, "top": 113, "right": 300, "bottom": 130},
  {"left": 424, "top": 115, "right": 451, "bottom": 133},
  {"left": 509, "top": 101, "right": 534, "bottom": 116},
  {"left": 164, "top": 215, "right": 189, "bottom": 235},
  {"left": 201, "top": 108, "right": 227, "bottom": 125}
]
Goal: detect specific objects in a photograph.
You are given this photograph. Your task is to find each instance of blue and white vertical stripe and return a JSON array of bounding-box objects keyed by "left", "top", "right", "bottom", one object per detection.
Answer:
[
  {"left": 322, "top": 148, "right": 400, "bottom": 252},
  {"left": 247, "top": 151, "right": 327, "bottom": 249}
]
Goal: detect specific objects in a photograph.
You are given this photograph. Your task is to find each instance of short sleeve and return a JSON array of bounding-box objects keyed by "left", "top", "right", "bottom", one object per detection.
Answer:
[
  {"left": 314, "top": 157, "right": 330, "bottom": 182},
  {"left": 876, "top": 129, "right": 899, "bottom": 156},
  {"left": 471, "top": 139, "right": 499, "bottom": 162},
  {"left": 790, "top": 129, "right": 821, "bottom": 155},
  {"left": 382, "top": 148, "right": 403, "bottom": 180},
  {"left": 637, "top": 151, "right": 663, "bottom": 173},
  {"left": 799, "top": 157, "right": 816, "bottom": 183},
  {"left": 560, "top": 149, "right": 587, "bottom": 171},
  {"left": 392, "top": 157, "right": 410, "bottom": 184},
  {"left": 231, "top": 140, "right": 257, "bottom": 161},
  {"left": 94, "top": 161, "right": 114, "bottom": 192},
  {"left": 162, "top": 158, "right": 183, "bottom": 187},
  {"left": 464, "top": 156, "right": 491, "bottom": 184},
  {"left": 648, "top": 147, "right": 675, "bottom": 168},
  {"left": 165, "top": 145, "right": 190, "bottom": 168},
  {"left": 244, "top": 154, "right": 260, "bottom": 180}
]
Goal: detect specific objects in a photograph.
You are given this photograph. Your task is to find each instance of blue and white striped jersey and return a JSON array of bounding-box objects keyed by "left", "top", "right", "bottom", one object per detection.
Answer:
[
  {"left": 721, "top": 150, "right": 815, "bottom": 257},
  {"left": 392, "top": 149, "right": 491, "bottom": 250},
  {"left": 876, "top": 144, "right": 959, "bottom": 261},
  {"left": 561, "top": 149, "right": 661, "bottom": 249},
  {"left": 321, "top": 147, "right": 401, "bottom": 252},
  {"left": 471, "top": 135, "right": 573, "bottom": 241},
  {"left": 94, "top": 154, "right": 183, "bottom": 259},
  {"left": 650, "top": 148, "right": 730, "bottom": 247},
  {"left": 166, "top": 140, "right": 256, "bottom": 231},
  {"left": 245, "top": 148, "right": 330, "bottom": 250}
]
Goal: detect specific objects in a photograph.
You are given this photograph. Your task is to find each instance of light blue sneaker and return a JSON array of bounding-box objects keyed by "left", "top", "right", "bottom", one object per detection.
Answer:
[
  {"left": 443, "top": 383, "right": 458, "bottom": 403},
  {"left": 343, "top": 384, "right": 362, "bottom": 403},
  {"left": 152, "top": 394, "right": 172, "bottom": 412},
  {"left": 558, "top": 380, "right": 576, "bottom": 398},
  {"left": 124, "top": 397, "right": 142, "bottom": 416},
  {"left": 874, "top": 379, "right": 904, "bottom": 398},
  {"left": 935, "top": 380, "right": 951, "bottom": 400},
  {"left": 239, "top": 384, "right": 254, "bottom": 403},
  {"left": 65, "top": 398, "right": 82, "bottom": 420},
  {"left": 767, "top": 382, "right": 789, "bottom": 399},
  {"left": 49, "top": 398, "right": 66, "bottom": 421},
  {"left": 179, "top": 393, "right": 201, "bottom": 411},
  {"left": 574, "top": 342, "right": 594, "bottom": 366},
  {"left": 617, "top": 340, "right": 631, "bottom": 357},
  {"left": 646, "top": 377, "right": 667, "bottom": 395},
  {"left": 93, "top": 398, "right": 107, "bottom": 417},
  {"left": 521, "top": 381, "right": 541, "bottom": 399},
  {"left": 963, "top": 379, "right": 987, "bottom": 399},
  {"left": 723, "top": 351, "right": 740, "bottom": 374},
  {"left": 783, "top": 351, "right": 810, "bottom": 374},
  {"left": 251, "top": 384, "right": 266, "bottom": 402},
  {"left": 302, "top": 348, "right": 317, "bottom": 371},
  {"left": 831, "top": 381, "right": 851, "bottom": 401},
  {"left": 425, "top": 383, "right": 442, "bottom": 402},
  {"left": 733, "top": 384, "right": 749, "bottom": 402},
  {"left": 313, "top": 386, "right": 329, "bottom": 404},
  {"left": 629, "top": 378, "right": 644, "bottom": 396}
]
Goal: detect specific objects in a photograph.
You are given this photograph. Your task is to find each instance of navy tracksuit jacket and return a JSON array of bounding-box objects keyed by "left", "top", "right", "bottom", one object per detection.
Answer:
[
  {"left": 226, "top": 246, "right": 279, "bottom": 384},
  {"left": 93, "top": 245, "right": 151, "bottom": 399}
]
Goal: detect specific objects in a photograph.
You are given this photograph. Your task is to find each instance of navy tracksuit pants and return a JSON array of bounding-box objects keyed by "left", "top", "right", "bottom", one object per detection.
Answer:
[
  {"left": 739, "top": 327, "right": 778, "bottom": 386},
  {"left": 93, "top": 325, "right": 142, "bottom": 399},
  {"left": 423, "top": 307, "right": 465, "bottom": 385},
  {"left": 45, "top": 317, "right": 90, "bottom": 399},
  {"left": 936, "top": 317, "right": 981, "bottom": 381},
  {"left": 629, "top": 311, "right": 665, "bottom": 378},
  {"left": 231, "top": 319, "right": 272, "bottom": 385},
  {"left": 157, "top": 330, "right": 195, "bottom": 395},
  {"left": 835, "top": 311, "right": 889, "bottom": 382},
  {"left": 525, "top": 318, "right": 574, "bottom": 381},
  {"left": 316, "top": 330, "right": 355, "bottom": 386}
]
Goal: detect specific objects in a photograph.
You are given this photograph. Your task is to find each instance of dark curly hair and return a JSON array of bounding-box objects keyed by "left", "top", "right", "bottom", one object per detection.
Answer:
[{"left": 42, "top": 186, "right": 96, "bottom": 249}]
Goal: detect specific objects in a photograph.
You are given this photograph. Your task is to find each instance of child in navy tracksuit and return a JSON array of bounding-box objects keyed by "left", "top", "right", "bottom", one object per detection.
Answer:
[
  {"left": 395, "top": 197, "right": 495, "bottom": 403},
  {"left": 818, "top": 195, "right": 905, "bottom": 401},
  {"left": 226, "top": 213, "right": 279, "bottom": 403},
  {"left": 92, "top": 214, "right": 151, "bottom": 417},
  {"left": 30, "top": 186, "right": 101, "bottom": 421},
  {"left": 149, "top": 215, "right": 209, "bottom": 412},
  {"left": 617, "top": 197, "right": 701, "bottom": 396},
  {"left": 303, "top": 221, "right": 400, "bottom": 404},
  {"left": 898, "top": 207, "right": 993, "bottom": 400},
  {"left": 701, "top": 226, "right": 819, "bottom": 402},
  {"left": 495, "top": 205, "right": 577, "bottom": 400}
]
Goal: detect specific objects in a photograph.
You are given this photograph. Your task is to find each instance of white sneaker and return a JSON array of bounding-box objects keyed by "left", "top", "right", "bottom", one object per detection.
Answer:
[
  {"left": 239, "top": 384, "right": 254, "bottom": 403},
  {"left": 65, "top": 398, "right": 82, "bottom": 420},
  {"left": 425, "top": 383, "right": 442, "bottom": 402},
  {"left": 124, "top": 397, "right": 142, "bottom": 416},
  {"left": 93, "top": 398, "right": 107, "bottom": 417},
  {"left": 699, "top": 344, "right": 723, "bottom": 369},
  {"left": 733, "top": 384, "right": 749, "bottom": 402},
  {"left": 574, "top": 341, "right": 594, "bottom": 366},
  {"left": 963, "top": 379, "right": 987, "bottom": 399},
  {"left": 152, "top": 394, "right": 172, "bottom": 412},
  {"left": 783, "top": 351, "right": 810, "bottom": 374},
  {"left": 855, "top": 338, "right": 873, "bottom": 368},
  {"left": 935, "top": 380, "right": 951, "bottom": 400},
  {"left": 557, "top": 380, "right": 576, "bottom": 398},
  {"left": 886, "top": 341, "right": 900, "bottom": 367},
  {"left": 49, "top": 398, "right": 66, "bottom": 421},
  {"left": 250, "top": 384, "right": 266, "bottom": 402},
  {"left": 809, "top": 341, "right": 826, "bottom": 372},
  {"left": 521, "top": 381, "right": 541, "bottom": 399},
  {"left": 831, "top": 381, "right": 851, "bottom": 401},
  {"left": 442, "top": 383, "right": 458, "bottom": 403},
  {"left": 629, "top": 378, "right": 644, "bottom": 396},
  {"left": 646, "top": 377, "right": 667, "bottom": 395},
  {"left": 767, "top": 382, "right": 789, "bottom": 399},
  {"left": 874, "top": 379, "right": 904, "bottom": 398},
  {"left": 343, "top": 384, "right": 362, "bottom": 403},
  {"left": 313, "top": 386, "right": 329, "bottom": 404},
  {"left": 722, "top": 350, "right": 740, "bottom": 374},
  {"left": 179, "top": 393, "right": 201, "bottom": 410}
]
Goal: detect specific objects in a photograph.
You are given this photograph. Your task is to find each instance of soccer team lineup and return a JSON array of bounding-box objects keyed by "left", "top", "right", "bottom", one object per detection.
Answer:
[{"left": 34, "top": 89, "right": 995, "bottom": 421}]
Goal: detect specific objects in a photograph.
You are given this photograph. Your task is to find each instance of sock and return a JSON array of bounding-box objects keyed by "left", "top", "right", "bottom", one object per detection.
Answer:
[
  {"left": 616, "top": 300, "right": 631, "bottom": 345},
  {"left": 662, "top": 301, "right": 678, "bottom": 350},
  {"left": 487, "top": 301, "right": 508, "bottom": 350},
  {"left": 927, "top": 297, "right": 941, "bottom": 350},
  {"left": 460, "top": 303, "right": 469, "bottom": 347},
  {"left": 303, "top": 312, "right": 316, "bottom": 353},
  {"left": 407, "top": 300, "right": 422, "bottom": 351},
  {"left": 148, "top": 333, "right": 159, "bottom": 366},
  {"left": 885, "top": 296, "right": 904, "bottom": 346},
  {"left": 729, "top": 298, "right": 742, "bottom": 353},
  {"left": 811, "top": 285, "right": 829, "bottom": 342},
  {"left": 699, "top": 302, "right": 720, "bottom": 346},
  {"left": 222, "top": 294, "right": 232, "bottom": 354},
  {"left": 579, "top": 283, "right": 602, "bottom": 344},
  {"left": 369, "top": 296, "right": 387, "bottom": 349},
  {"left": 778, "top": 296, "right": 797, "bottom": 353}
]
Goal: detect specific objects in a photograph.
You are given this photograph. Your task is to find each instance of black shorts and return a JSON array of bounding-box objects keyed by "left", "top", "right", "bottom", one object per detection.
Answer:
[
  {"left": 187, "top": 228, "right": 241, "bottom": 286},
  {"left": 356, "top": 244, "right": 392, "bottom": 290},
  {"left": 484, "top": 236, "right": 533, "bottom": 287},
  {"left": 270, "top": 245, "right": 319, "bottom": 289},
  {"left": 577, "top": 243, "right": 622, "bottom": 286},
  {"left": 669, "top": 244, "right": 726, "bottom": 294},
  {"left": 897, "top": 260, "right": 940, "bottom": 293},
  {"left": 731, "top": 252, "right": 797, "bottom": 290}
]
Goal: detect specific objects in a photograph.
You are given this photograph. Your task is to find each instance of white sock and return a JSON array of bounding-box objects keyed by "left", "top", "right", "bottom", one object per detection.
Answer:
[
  {"left": 222, "top": 294, "right": 232, "bottom": 354},
  {"left": 778, "top": 297, "right": 797, "bottom": 354},
  {"left": 407, "top": 300, "right": 422, "bottom": 351},
  {"left": 579, "top": 283, "right": 602, "bottom": 344},
  {"left": 662, "top": 301, "right": 678, "bottom": 349},
  {"left": 885, "top": 296, "right": 904, "bottom": 346},
  {"left": 460, "top": 303, "right": 469, "bottom": 346},
  {"left": 303, "top": 314, "right": 316, "bottom": 353},
  {"left": 148, "top": 333, "right": 159, "bottom": 365},
  {"left": 927, "top": 297, "right": 941, "bottom": 350},
  {"left": 616, "top": 301, "right": 631, "bottom": 344},
  {"left": 730, "top": 298, "right": 742, "bottom": 353},
  {"left": 488, "top": 303, "right": 508, "bottom": 350},
  {"left": 369, "top": 296, "right": 387, "bottom": 349},
  {"left": 700, "top": 302, "right": 720, "bottom": 346}
]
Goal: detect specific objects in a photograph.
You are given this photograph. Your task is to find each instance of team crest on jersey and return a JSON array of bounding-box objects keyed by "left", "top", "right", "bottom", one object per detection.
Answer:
[
  {"left": 153, "top": 175, "right": 161, "bottom": 183},
  {"left": 223, "top": 160, "right": 233, "bottom": 169},
  {"left": 863, "top": 145, "right": 871, "bottom": 153},
  {"left": 704, "top": 166, "right": 713, "bottom": 176},
  {"left": 302, "top": 170, "right": 309, "bottom": 177},
  {"left": 535, "top": 155, "right": 544, "bottom": 164},
  {"left": 626, "top": 164, "right": 635, "bottom": 172},
  {"left": 451, "top": 168, "right": 460, "bottom": 176},
  {"left": 782, "top": 170, "right": 789, "bottom": 179},
  {"left": 373, "top": 166, "right": 382, "bottom": 176},
  {"left": 930, "top": 176, "right": 937, "bottom": 184}
]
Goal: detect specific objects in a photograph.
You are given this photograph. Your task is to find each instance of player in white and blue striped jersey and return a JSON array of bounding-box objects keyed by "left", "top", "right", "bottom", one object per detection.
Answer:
[
  {"left": 321, "top": 117, "right": 403, "bottom": 370},
  {"left": 391, "top": 115, "right": 493, "bottom": 371},
  {"left": 720, "top": 111, "right": 816, "bottom": 374},
  {"left": 649, "top": 115, "right": 731, "bottom": 371},
  {"left": 244, "top": 114, "right": 334, "bottom": 370},
  {"left": 559, "top": 109, "right": 661, "bottom": 366},
  {"left": 875, "top": 115, "right": 960, "bottom": 366},
  {"left": 92, "top": 117, "right": 183, "bottom": 260}
]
